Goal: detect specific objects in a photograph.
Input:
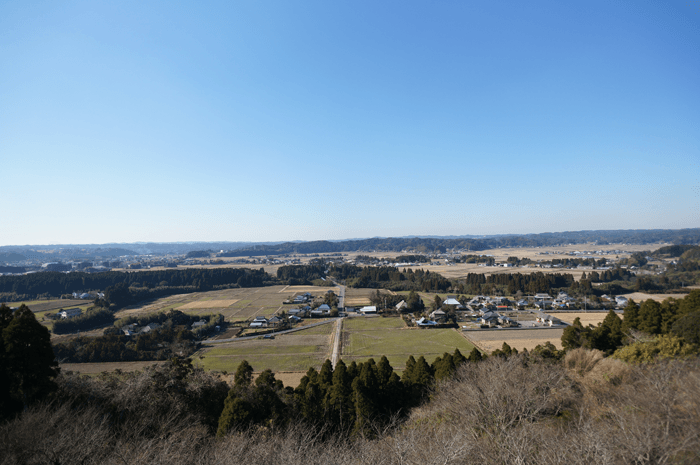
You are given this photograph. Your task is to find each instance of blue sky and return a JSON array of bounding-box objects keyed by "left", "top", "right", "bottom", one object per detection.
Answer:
[{"left": 1, "top": 0, "right": 699, "bottom": 245}]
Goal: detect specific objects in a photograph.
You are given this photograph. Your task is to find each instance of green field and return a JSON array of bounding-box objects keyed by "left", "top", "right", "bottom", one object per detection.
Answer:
[
  {"left": 196, "top": 323, "right": 333, "bottom": 373},
  {"left": 344, "top": 316, "right": 407, "bottom": 331},
  {"left": 341, "top": 316, "right": 475, "bottom": 373}
]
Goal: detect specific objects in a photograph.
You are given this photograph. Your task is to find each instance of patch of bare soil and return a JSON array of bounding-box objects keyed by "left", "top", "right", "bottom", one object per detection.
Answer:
[{"left": 464, "top": 328, "right": 564, "bottom": 353}]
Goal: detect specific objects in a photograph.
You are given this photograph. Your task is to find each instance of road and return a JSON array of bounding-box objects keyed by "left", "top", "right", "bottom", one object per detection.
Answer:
[{"left": 330, "top": 317, "right": 343, "bottom": 368}]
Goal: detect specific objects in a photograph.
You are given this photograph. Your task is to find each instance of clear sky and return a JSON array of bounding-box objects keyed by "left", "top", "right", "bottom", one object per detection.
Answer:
[{"left": 1, "top": 0, "right": 699, "bottom": 245}]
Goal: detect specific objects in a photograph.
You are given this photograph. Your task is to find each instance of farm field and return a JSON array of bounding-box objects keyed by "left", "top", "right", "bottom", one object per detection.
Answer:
[
  {"left": 195, "top": 322, "right": 334, "bottom": 374},
  {"left": 345, "top": 243, "right": 669, "bottom": 281},
  {"left": 550, "top": 312, "right": 623, "bottom": 326},
  {"left": 114, "top": 285, "right": 337, "bottom": 323},
  {"left": 343, "top": 288, "right": 377, "bottom": 307},
  {"left": 340, "top": 315, "right": 476, "bottom": 372},
  {"left": 1, "top": 299, "right": 90, "bottom": 312},
  {"left": 620, "top": 292, "right": 687, "bottom": 303},
  {"left": 464, "top": 328, "right": 564, "bottom": 353}
]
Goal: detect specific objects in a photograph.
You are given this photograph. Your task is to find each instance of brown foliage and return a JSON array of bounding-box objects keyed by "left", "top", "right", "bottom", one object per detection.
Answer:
[{"left": 1, "top": 356, "right": 699, "bottom": 464}]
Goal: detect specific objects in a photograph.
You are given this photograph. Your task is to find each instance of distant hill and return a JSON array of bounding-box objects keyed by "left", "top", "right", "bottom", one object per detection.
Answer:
[
  {"left": 2, "top": 229, "right": 699, "bottom": 258},
  {"left": 0, "top": 252, "right": 26, "bottom": 263},
  {"left": 220, "top": 229, "right": 700, "bottom": 257}
]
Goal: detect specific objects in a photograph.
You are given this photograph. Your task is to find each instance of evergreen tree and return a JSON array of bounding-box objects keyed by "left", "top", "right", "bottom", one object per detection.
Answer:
[
  {"left": 638, "top": 300, "right": 663, "bottom": 334},
  {"left": 329, "top": 360, "right": 353, "bottom": 429},
  {"left": 589, "top": 310, "right": 624, "bottom": 354},
  {"left": 492, "top": 342, "right": 518, "bottom": 357},
  {"left": 561, "top": 317, "right": 589, "bottom": 350},
  {"left": 318, "top": 359, "right": 334, "bottom": 388},
  {"left": 1, "top": 304, "right": 59, "bottom": 419},
  {"left": 452, "top": 348, "right": 467, "bottom": 366},
  {"left": 467, "top": 347, "right": 484, "bottom": 362},
  {"left": 217, "top": 393, "right": 253, "bottom": 436},
  {"left": 432, "top": 352, "right": 455, "bottom": 381},
  {"left": 234, "top": 360, "right": 253, "bottom": 388},
  {"left": 622, "top": 300, "right": 640, "bottom": 332}
]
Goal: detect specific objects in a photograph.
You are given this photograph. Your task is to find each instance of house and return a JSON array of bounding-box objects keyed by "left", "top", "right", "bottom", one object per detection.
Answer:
[
  {"left": 516, "top": 299, "right": 529, "bottom": 309},
  {"left": 310, "top": 309, "right": 324, "bottom": 317},
  {"left": 615, "top": 296, "right": 629, "bottom": 307},
  {"left": 480, "top": 311, "right": 500, "bottom": 326},
  {"left": 416, "top": 317, "right": 437, "bottom": 327},
  {"left": 498, "top": 316, "right": 518, "bottom": 327},
  {"left": 442, "top": 296, "right": 464, "bottom": 309},
  {"left": 317, "top": 304, "right": 331, "bottom": 313},
  {"left": 59, "top": 308, "right": 82, "bottom": 319},
  {"left": 359, "top": 306, "right": 377, "bottom": 314},
  {"left": 534, "top": 293, "right": 552, "bottom": 300},
  {"left": 288, "top": 315, "right": 302, "bottom": 323},
  {"left": 192, "top": 320, "right": 207, "bottom": 329},
  {"left": 140, "top": 322, "right": 161, "bottom": 333},
  {"left": 534, "top": 300, "right": 553, "bottom": 310},
  {"left": 395, "top": 300, "right": 407, "bottom": 312},
  {"left": 268, "top": 316, "right": 282, "bottom": 326},
  {"left": 429, "top": 309, "right": 446, "bottom": 322}
]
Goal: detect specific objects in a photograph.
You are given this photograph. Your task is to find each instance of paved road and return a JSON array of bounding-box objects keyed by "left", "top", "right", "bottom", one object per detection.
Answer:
[
  {"left": 335, "top": 281, "right": 346, "bottom": 309},
  {"left": 330, "top": 317, "right": 343, "bottom": 368}
]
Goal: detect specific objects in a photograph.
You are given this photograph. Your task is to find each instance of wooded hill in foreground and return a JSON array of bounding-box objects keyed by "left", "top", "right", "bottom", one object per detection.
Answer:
[
  {"left": 2, "top": 291, "right": 700, "bottom": 464},
  {"left": 1, "top": 353, "right": 698, "bottom": 465}
]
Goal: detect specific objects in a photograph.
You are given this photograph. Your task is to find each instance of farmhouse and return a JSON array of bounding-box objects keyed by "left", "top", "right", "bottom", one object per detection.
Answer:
[
  {"left": 359, "top": 306, "right": 377, "bottom": 314},
  {"left": 250, "top": 316, "right": 269, "bottom": 328},
  {"left": 442, "top": 296, "right": 465, "bottom": 309},
  {"left": 59, "top": 308, "right": 82, "bottom": 319},
  {"left": 416, "top": 317, "right": 437, "bottom": 327}
]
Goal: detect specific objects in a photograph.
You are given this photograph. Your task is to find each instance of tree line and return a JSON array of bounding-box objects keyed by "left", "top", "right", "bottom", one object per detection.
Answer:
[
  {"left": 0, "top": 267, "right": 272, "bottom": 302},
  {"left": 562, "top": 290, "right": 700, "bottom": 361},
  {"left": 215, "top": 229, "right": 700, "bottom": 256}
]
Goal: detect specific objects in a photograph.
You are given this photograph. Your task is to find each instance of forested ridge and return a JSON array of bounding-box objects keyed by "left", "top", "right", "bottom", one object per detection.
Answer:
[{"left": 222, "top": 228, "right": 700, "bottom": 256}]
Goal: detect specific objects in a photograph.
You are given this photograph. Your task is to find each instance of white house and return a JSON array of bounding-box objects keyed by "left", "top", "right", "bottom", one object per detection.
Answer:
[
  {"left": 416, "top": 317, "right": 437, "bottom": 327},
  {"left": 59, "top": 308, "right": 82, "bottom": 319}
]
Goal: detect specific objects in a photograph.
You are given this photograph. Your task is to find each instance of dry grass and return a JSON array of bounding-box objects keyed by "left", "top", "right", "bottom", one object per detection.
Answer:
[
  {"left": 283, "top": 285, "right": 340, "bottom": 293},
  {"left": 272, "top": 372, "right": 306, "bottom": 387},
  {"left": 179, "top": 299, "right": 239, "bottom": 309},
  {"left": 464, "top": 328, "right": 564, "bottom": 353},
  {"left": 620, "top": 292, "right": 688, "bottom": 303},
  {"left": 113, "top": 285, "right": 337, "bottom": 323},
  {"left": 550, "top": 312, "right": 621, "bottom": 326}
]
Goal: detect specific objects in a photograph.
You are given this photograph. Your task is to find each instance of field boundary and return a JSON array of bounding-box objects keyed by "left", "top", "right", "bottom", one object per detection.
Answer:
[{"left": 202, "top": 318, "right": 339, "bottom": 344}]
